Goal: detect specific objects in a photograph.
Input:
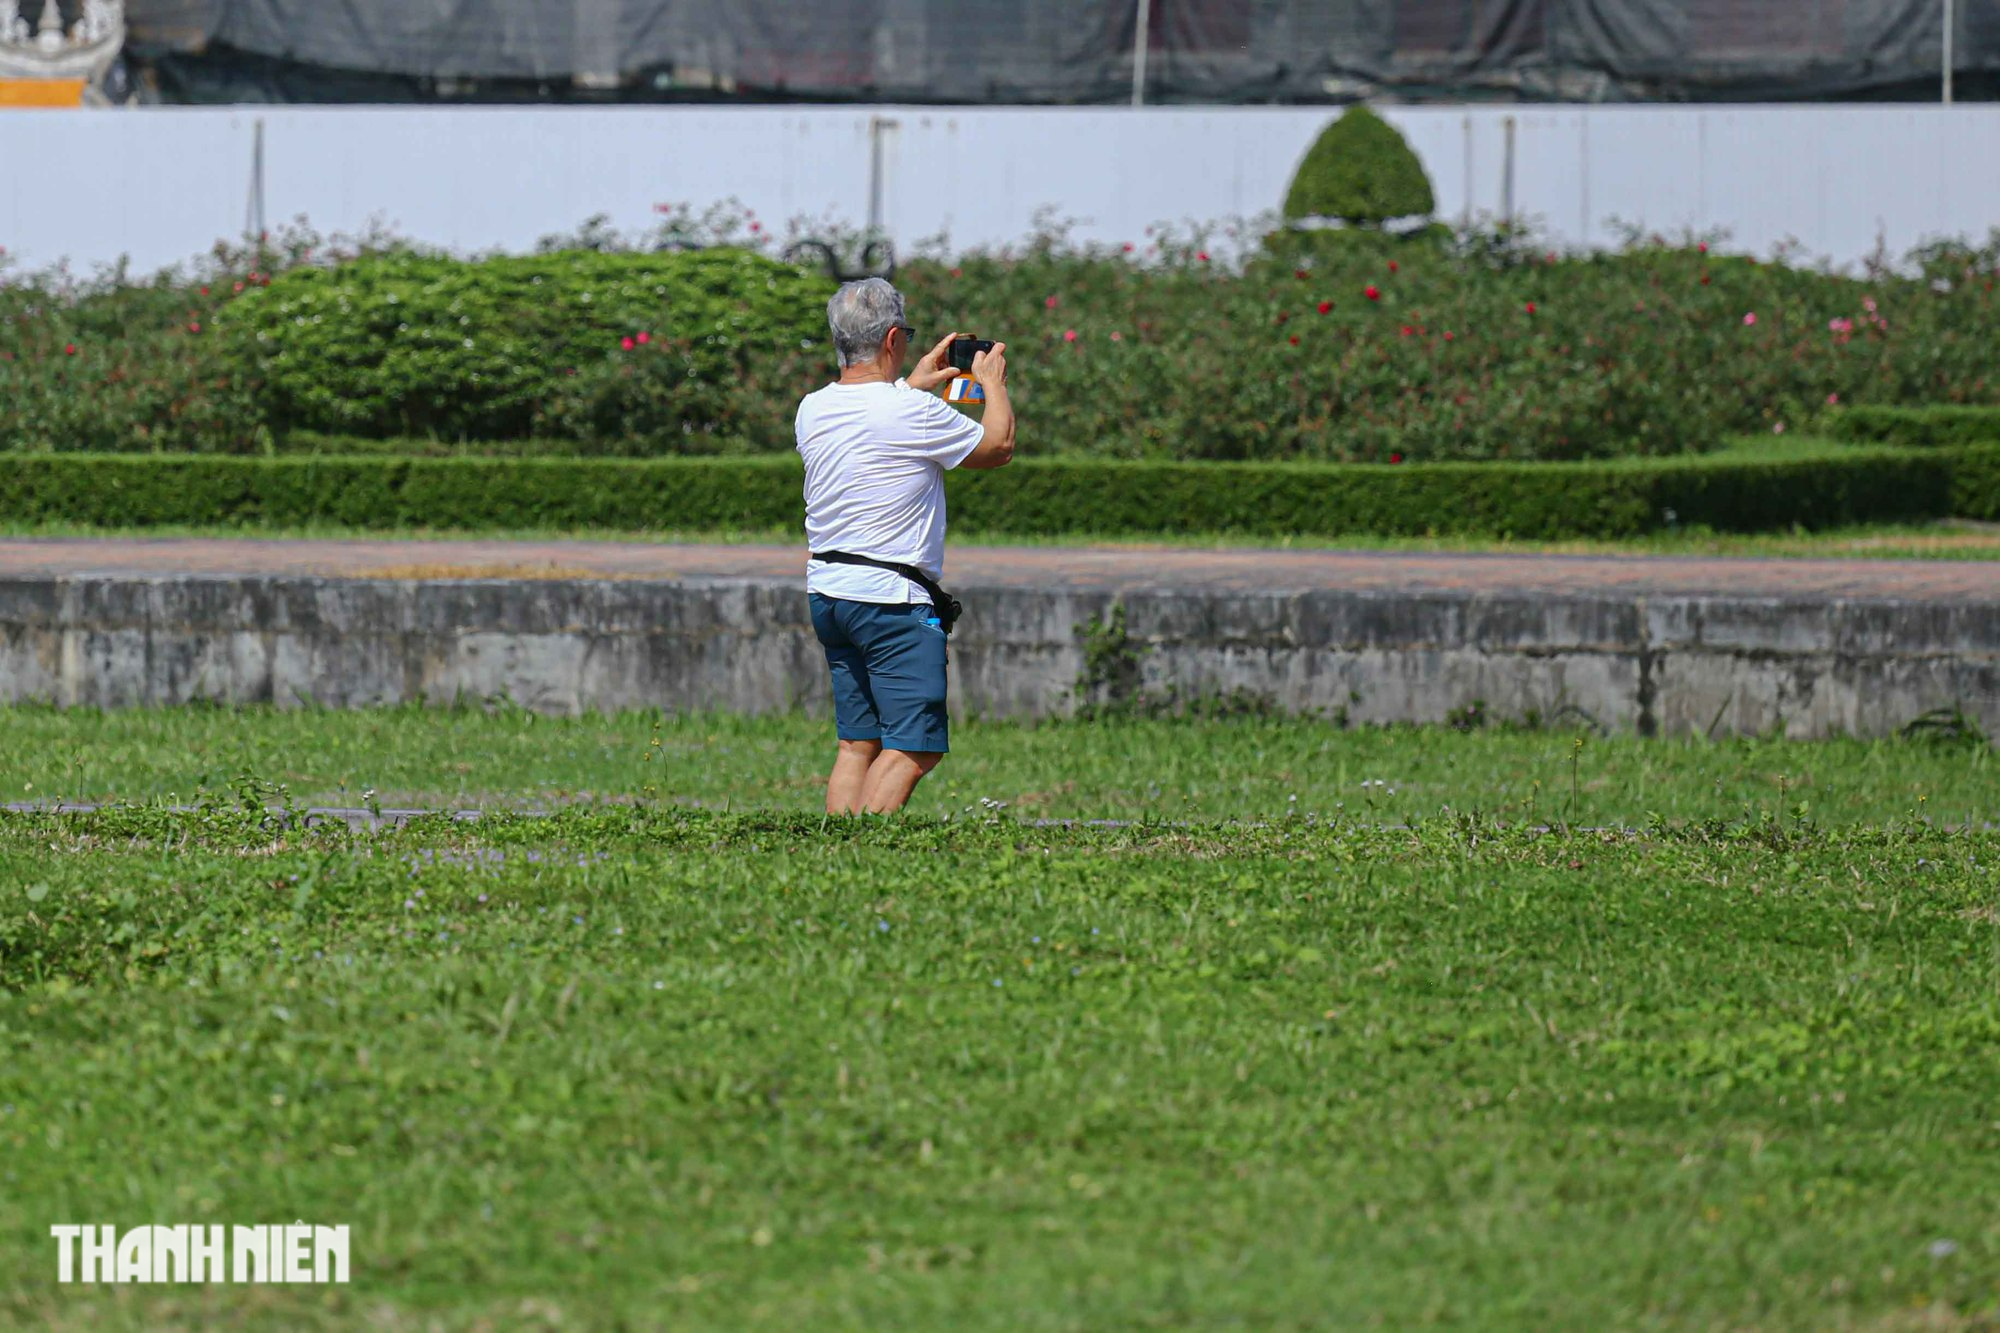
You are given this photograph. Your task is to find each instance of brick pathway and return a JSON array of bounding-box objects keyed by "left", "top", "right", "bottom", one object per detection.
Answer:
[{"left": 0, "top": 536, "right": 1995, "bottom": 601}]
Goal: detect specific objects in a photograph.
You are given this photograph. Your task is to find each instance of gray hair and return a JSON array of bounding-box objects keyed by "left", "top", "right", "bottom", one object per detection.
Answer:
[{"left": 827, "top": 278, "right": 906, "bottom": 369}]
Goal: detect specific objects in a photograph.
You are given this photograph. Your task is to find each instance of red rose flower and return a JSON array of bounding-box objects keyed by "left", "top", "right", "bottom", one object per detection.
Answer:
[
  {"left": 1364, "top": 285, "right": 1380, "bottom": 301},
  {"left": 620, "top": 336, "right": 635, "bottom": 351},
  {"left": 636, "top": 331, "right": 651, "bottom": 345},
  {"left": 1525, "top": 302, "right": 1537, "bottom": 314},
  {"left": 1317, "top": 300, "right": 1332, "bottom": 315},
  {"left": 1288, "top": 334, "right": 1300, "bottom": 346},
  {"left": 64, "top": 343, "right": 77, "bottom": 356},
  {"left": 1294, "top": 268, "right": 1309, "bottom": 280},
  {"left": 1045, "top": 295, "right": 1058, "bottom": 309},
  {"left": 1388, "top": 260, "right": 1399, "bottom": 273},
  {"left": 1390, "top": 452, "right": 1403, "bottom": 464}
]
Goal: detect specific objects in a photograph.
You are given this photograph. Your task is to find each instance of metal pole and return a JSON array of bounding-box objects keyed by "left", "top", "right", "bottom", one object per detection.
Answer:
[
  {"left": 1461, "top": 114, "right": 1473, "bottom": 228},
  {"left": 1501, "top": 115, "right": 1516, "bottom": 228},
  {"left": 867, "top": 116, "right": 897, "bottom": 237},
  {"left": 1131, "top": 0, "right": 1149, "bottom": 107},
  {"left": 245, "top": 118, "right": 266, "bottom": 242},
  {"left": 1943, "top": 0, "right": 1955, "bottom": 104},
  {"left": 868, "top": 117, "right": 885, "bottom": 235}
]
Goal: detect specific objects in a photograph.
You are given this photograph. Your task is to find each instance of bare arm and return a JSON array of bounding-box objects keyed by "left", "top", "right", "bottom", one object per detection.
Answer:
[{"left": 959, "top": 342, "right": 1015, "bottom": 470}]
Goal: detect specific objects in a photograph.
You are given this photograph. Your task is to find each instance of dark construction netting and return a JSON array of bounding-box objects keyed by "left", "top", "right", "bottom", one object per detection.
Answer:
[{"left": 116, "top": 0, "right": 2000, "bottom": 103}]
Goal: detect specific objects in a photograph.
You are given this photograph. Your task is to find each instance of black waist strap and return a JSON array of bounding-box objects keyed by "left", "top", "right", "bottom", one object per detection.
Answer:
[{"left": 811, "top": 551, "right": 963, "bottom": 633}]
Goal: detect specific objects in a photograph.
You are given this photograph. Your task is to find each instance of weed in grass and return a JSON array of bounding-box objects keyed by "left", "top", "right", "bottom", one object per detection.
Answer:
[{"left": 1902, "top": 704, "right": 1992, "bottom": 750}]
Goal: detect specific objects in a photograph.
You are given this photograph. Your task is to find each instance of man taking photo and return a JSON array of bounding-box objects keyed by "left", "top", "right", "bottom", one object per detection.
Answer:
[{"left": 799, "top": 277, "right": 1015, "bottom": 814}]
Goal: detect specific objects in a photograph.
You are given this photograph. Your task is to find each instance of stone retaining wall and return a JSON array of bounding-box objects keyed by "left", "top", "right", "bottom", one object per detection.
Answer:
[{"left": 0, "top": 573, "right": 1995, "bottom": 739}]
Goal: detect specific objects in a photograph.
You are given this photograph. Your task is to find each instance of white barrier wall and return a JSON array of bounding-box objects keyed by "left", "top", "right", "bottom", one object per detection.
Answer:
[{"left": 3, "top": 104, "right": 1998, "bottom": 274}]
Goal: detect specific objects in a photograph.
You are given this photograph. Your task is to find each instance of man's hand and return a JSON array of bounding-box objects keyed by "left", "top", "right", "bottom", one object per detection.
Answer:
[
  {"left": 970, "top": 341, "right": 1007, "bottom": 392},
  {"left": 959, "top": 341, "right": 1015, "bottom": 470},
  {"left": 907, "top": 331, "right": 963, "bottom": 394}
]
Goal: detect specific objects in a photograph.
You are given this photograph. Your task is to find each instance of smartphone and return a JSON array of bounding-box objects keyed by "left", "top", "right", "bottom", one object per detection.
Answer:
[{"left": 947, "top": 337, "right": 996, "bottom": 373}]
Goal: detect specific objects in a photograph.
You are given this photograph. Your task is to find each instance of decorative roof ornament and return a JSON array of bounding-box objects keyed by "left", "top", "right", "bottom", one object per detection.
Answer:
[{"left": 0, "top": 0, "right": 126, "bottom": 83}]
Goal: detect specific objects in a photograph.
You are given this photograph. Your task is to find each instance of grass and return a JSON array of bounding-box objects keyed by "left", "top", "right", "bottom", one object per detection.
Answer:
[
  {"left": 2, "top": 705, "right": 1996, "bottom": 828},
  {"left": 3, "top": 806, "right": 2000, "bottom": 1329},
  {"left": 3, "top": 710, "right": 1999, "bottom": 1328}
]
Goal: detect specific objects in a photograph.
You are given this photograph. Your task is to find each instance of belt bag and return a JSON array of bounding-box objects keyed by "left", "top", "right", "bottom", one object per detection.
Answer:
[{"left": 811, "top": 551, "right": 964, "bottom": 635}]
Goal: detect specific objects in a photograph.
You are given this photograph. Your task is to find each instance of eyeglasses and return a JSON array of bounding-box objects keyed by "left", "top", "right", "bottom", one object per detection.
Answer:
[{"left": 894, "top": 324, "right": 916, "bottom": 341}]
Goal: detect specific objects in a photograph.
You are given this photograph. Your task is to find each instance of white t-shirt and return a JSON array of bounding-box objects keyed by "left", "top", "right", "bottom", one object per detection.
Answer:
[{"left": 797, "top": 378, "right": 985, "bottom": 606}]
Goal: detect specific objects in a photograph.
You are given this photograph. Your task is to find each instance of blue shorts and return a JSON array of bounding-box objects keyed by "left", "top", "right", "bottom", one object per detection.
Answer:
[{"left": 809, "top": 592, "right": 950, "bottom": 754}]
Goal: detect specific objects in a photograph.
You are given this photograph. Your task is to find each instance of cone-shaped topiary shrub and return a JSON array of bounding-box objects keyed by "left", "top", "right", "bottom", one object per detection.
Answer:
[{"left": 1283, "top": 105, "right": 1436, "bottom": 228}]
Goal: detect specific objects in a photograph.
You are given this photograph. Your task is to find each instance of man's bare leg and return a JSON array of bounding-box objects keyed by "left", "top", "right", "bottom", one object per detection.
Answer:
[
  {"left": 860, "top": 749, "right": 942, "bottom": 814},
  {"left": 827, "top": 738, "right": 882, "bottom": 814}
]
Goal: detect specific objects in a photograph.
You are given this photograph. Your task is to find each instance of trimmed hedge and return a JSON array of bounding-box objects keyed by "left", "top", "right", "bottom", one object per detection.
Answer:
[
  {"left": 1953, "top": 444, "right": 2000, "bottom": 521},
  {"left": 222, "top": 249, "right": 832, "bottom": 443},
  {"left": 948, "top": 450, "right": 1951, "bottom": 540},
  {"left": 1828, "top": 405, "right": 2000, "bottom": 449},
  {"left": 0, "top": 447, "right": 1968, "bottom": 540},
  {"left": 1282, "top": 105, "right": 1436, "bottom": 226}
]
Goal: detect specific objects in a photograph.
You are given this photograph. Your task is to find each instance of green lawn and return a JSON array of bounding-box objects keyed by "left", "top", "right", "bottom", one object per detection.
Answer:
[
  {"left": 2, "top": 711, "right": 1998, "bottom": 1329},
  {"left": 2, "top": 705, "right": 1995, "bottom": 828}
]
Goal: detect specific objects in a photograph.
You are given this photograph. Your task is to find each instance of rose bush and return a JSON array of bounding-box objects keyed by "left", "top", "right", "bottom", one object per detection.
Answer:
[
  {"left": 890, "top": 225, "right": 2000, "bottom": 462},
  {"left": 0, "top": 244, "right": 273, "bottom": 453},
  {"left": 3, "top": 213, "right": 1996, "bottom": 462}
]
